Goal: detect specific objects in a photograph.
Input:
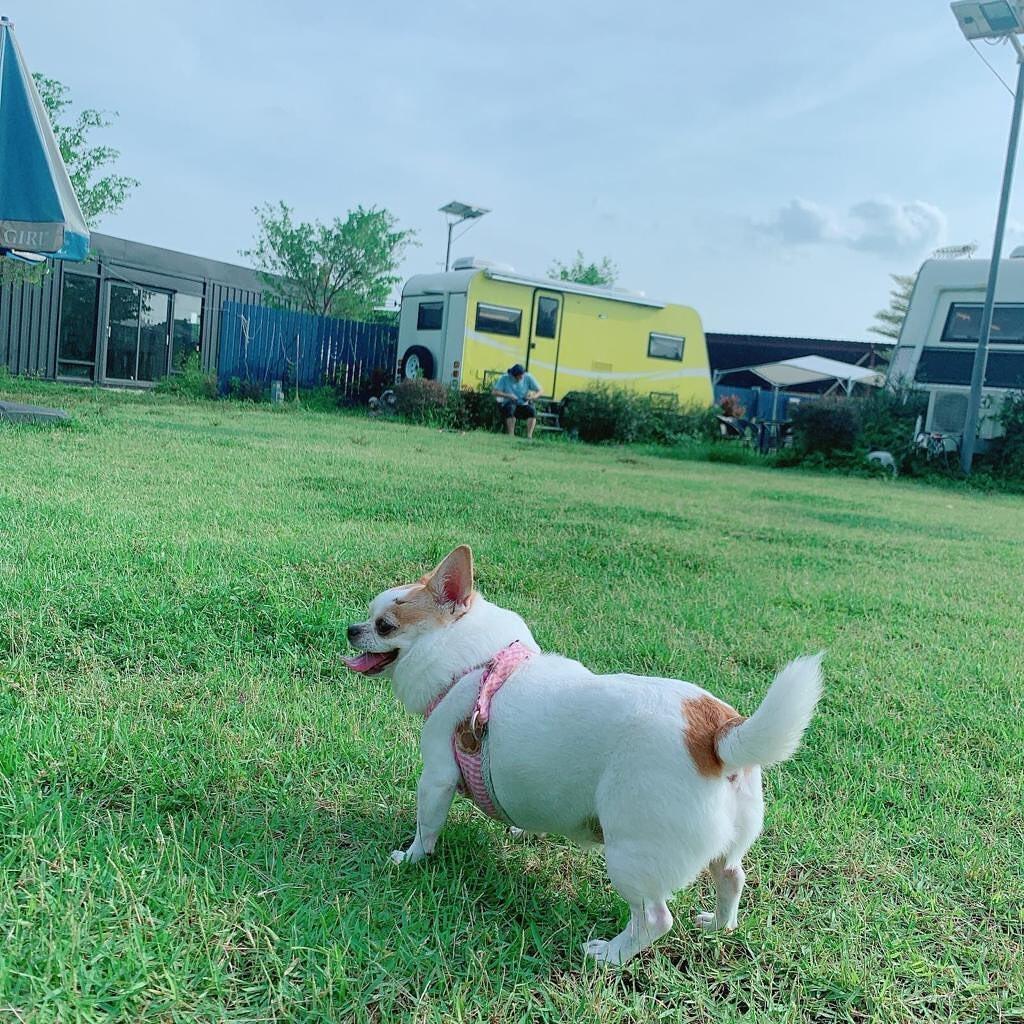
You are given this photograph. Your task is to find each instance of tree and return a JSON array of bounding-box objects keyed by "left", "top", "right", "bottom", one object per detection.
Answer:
[
  {"left": 868, "top": 273, "right": 917, "bottom": 341},
  {"left": 868, "top": 243, "right": 977, "bottom": 340},
  {"left": 32, "top": 74, "right": 139, "bottom": 226},
  {"left": 242, "top": 202, "right": 416, "bottom": 321},
  {"left": 548, "top": 250, "right": 618, "bottom": 287}
]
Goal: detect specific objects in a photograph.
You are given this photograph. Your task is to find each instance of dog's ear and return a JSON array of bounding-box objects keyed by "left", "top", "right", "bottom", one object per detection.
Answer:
[{"left": 426, "top": 545, "right": 474, "bottom": 609}]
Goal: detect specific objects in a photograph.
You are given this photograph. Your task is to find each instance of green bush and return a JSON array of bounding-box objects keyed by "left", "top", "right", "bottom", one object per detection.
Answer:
[
  {"left": 980, "top": 391, "right": 1024, "bottom": 480},
  {"left": 786, "top": 387, "right": 928, "bottom": 470},
  {"left": 154, "top": 353, "right": 218, "bottom": 400},
  {"left": 296, "top": 386, "right": 338, "bottom": 412},
  {"left": 789, "top": 397, "right": 861, "bottom": 456},
  {"left": 444, "top": 387, "right": 504, "bottom": 432},
  {"left": 227, "top": 377, "right": 265, "bottom": 402},
  {"left": 334, "top": 366, "right": 394, "bottom": 408},
  {"left": 676, "top": 403, "right": 721, "bottom": 442},
  {"left": 393, "top": 378, "right": 449, "bottom": 423},
  {"left": 559, "top": 384, "right": 717, "bottom": 445},
  {"left": 859, "top": 387, "right": 927, "bottom": 455}
]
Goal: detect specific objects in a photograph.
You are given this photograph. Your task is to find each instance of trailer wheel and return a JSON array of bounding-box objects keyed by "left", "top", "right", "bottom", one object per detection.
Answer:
[{"left": 400, "top": 347, "right": 435, "bottom": 381}]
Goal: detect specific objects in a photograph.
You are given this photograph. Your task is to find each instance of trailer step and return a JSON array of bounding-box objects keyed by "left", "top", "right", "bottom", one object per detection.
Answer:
[{"left": 535, "top": 397, "right": 563, "bottom": 433}]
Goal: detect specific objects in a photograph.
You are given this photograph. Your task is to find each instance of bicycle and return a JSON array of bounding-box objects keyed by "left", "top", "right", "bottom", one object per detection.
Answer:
[{"left": 914, "top": 430, "right": 960, "bottom": 468}]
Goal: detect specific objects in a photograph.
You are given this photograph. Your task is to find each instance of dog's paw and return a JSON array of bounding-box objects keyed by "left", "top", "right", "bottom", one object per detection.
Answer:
[
  {"left": 582, "top": 938, "right": 623, "bottom": 965},
  {"left": 390, "top": 846, "right": 425, "bottom": 866},
  {"left": 694, "top": 911, "right": 735, "bottom": 933},
  {"left": 508, "top": 827, "right": 546, "bottom": 841}
]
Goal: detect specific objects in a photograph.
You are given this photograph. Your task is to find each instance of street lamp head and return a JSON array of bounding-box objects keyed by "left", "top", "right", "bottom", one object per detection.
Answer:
[
  {"left": 439, "top": 201, "right": 490, "bottom": 272},
  {"left": 951, "top": 1, "right": 1024, "bottom": 40},
  {"left": 439, "top": 201, "right": 489, "bottom": 221}
]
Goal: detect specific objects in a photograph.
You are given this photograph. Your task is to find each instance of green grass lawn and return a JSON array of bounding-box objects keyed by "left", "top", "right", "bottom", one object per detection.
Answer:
[{"left": 1, "top": 381, "right": 1022, "bottom": 1023}]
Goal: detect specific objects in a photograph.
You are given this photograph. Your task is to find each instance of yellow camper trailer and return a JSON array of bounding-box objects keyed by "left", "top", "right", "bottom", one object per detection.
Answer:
[{"left": 396, "top": 259, "right": 712, "bottom": 405}]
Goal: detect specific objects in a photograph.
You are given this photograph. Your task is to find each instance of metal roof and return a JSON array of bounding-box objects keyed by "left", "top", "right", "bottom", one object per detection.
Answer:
[
  {"left": 402, "top": 269, "right": 478, "bottom": 296},
  {"left": 485, "top": 270, "right": 665, "bottom": 308},
  {"left": 401, "top": 267, "right": 666, "bottom": 308}
]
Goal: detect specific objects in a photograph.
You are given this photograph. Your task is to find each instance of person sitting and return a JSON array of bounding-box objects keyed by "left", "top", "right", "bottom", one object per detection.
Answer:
[{"left": 492, "top": 363, "right": 541, "bottom": 439}]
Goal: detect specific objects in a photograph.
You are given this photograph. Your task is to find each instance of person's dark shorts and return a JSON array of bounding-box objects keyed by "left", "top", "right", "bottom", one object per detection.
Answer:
[{"left": 500, "top": 400, "right": 536, "bottom": 419}]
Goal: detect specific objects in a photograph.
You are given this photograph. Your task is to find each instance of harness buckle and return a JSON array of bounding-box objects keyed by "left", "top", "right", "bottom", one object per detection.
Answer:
[{"left": 470, "top": 709, "right": 485, "bottom": 741}]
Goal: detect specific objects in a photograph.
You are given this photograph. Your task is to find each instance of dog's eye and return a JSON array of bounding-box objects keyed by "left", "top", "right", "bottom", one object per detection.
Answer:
[{"left": 375, "top": 617, "right": 396, "bottom": 636}]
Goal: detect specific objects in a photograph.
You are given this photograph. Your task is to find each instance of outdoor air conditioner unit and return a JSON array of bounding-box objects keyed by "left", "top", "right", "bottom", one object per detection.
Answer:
[
  {"left": 451, "top": 256, "right": 515, "bottom": 273},
  {"left": 925, "top": 389, "right": 1003, "bottom": 438},
  {"left": 928, "top": 391, "right": 969, "bottom": 433}
]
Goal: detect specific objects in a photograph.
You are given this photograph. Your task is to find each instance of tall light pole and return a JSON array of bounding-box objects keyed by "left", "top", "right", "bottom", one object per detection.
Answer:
[
  {"left": 439, "top": 201, "right": 489, "bottom": 271},
  {"left": 951, "top": 2, "right": 1024, "bottom": 473}
]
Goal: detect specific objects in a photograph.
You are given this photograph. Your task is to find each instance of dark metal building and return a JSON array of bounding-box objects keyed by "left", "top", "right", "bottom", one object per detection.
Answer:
[
  {"left": 706, "top": 332, "right": 890, "bottom": 421},
  {"left": 0, "top": 232, "right": 263, "bottom": 385},
  {"left": 706, "top": 332, "right": 888, "bottom": 390}
]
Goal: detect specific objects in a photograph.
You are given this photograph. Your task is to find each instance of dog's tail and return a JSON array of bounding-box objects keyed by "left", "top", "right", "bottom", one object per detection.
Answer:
[{"left": 717, "top": 653, "right": 824, "bottom": 771}]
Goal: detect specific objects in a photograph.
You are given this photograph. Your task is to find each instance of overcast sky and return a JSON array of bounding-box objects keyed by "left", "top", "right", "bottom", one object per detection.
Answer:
[{"left": 6, "top": 0, "right": 1024, "bottom": 339}]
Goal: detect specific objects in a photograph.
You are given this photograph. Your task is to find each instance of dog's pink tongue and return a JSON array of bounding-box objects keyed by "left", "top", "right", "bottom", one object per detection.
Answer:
[{"left": 344, "top": 652, "right": 390, "bottom": 673}]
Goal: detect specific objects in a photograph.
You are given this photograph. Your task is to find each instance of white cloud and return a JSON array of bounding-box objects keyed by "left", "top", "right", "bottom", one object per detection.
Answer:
[
  {"left": 755, "top": 197, "right": 947, "bottom": 257},
  {"left": 847, "top": 199, "right": 946, "bottom": 255},
  {"left": 756, "top": 199, "right": 843, "bottom": 246}
]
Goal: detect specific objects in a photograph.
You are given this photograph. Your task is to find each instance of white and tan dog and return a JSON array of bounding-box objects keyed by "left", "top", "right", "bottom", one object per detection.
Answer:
[{"left": 345, "top": 545, "right": 822, "bottom": 964}]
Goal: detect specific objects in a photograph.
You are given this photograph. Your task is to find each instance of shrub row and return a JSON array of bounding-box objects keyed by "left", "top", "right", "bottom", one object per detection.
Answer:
[
  {"left": 389, "top": 379, "right": 721, "bottom": 443},
  {"left": 559, "top": 385, "right": 719, "bottom": 444},
  {"left": 390, "top": 379, "right": 503, "bottom": 431},
  {"left": 778, "top": 387, "right": 1024, "bottom": 485},
  {"left": 148, "top": 363, "right": 1024, "bottom": 489},
  {"left": 776, "top": 389, "right": 929, "bottom": 474},
  {"left": 153, "top": 354, "right": 218, "bottom": 401},
  {"left": 980, "top": 391, "right": 1024, "bottom": 481}
]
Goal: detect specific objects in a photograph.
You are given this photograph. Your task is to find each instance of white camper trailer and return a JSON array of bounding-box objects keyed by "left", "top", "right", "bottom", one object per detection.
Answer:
[{"left": 888, "top": 253, "right": 1024, "bottom": 439}]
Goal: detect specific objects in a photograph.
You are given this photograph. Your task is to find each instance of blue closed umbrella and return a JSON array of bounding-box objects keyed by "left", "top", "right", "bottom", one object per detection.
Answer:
[{"left": 0, "top": 15, "right": 89, "bottom": 262}]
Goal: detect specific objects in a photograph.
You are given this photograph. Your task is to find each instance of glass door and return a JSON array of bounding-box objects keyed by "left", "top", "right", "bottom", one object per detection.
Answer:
[
  {"left": 105, "top": 283, "right": 171, "bottom": 383},
  {"left": 526, "top": 290, "right": 562, "bottom": 396},
  {"left": 56, "top": 274, "right": 100, "bottom": 380},
  {"left": 171, "top": 294, "right": 203, "bottom": 371}
]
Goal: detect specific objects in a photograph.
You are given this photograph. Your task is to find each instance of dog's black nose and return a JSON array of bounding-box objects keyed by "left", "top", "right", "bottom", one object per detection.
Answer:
[{"left": 346, "top": 624, "right": 360, "bottom": 643}]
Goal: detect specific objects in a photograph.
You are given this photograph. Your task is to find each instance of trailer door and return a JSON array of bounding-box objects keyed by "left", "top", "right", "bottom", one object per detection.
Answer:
[{"left": 526, "top": 289, "right": 562, "bottom": 396}]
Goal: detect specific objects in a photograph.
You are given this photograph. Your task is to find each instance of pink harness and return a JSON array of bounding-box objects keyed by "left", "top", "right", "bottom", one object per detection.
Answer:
[{"left": 424, "top": 641, "right": 533, "bottom": 823}]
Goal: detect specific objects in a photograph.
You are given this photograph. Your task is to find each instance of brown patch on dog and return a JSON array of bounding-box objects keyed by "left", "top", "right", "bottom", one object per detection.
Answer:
[
  {"left": 580, "top": 815, "right": 604, "bottom": 844},
  {"left": 389, "top": 582, "right": 477, "bottom": 629},
  {"left": 683, "top": 695, "right": 746, "bottom": 778},
  {"left": 389, "top": 584, "right": 443, "bottom": 628}
]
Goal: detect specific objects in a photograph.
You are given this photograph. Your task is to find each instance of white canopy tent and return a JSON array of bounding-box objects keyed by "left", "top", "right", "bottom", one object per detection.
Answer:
[
  {"left": 744, "top": 355, "right": 886, "bottom": 390},
  {"left": 714, "top": 355, "right": 885, "bottom": 419}
]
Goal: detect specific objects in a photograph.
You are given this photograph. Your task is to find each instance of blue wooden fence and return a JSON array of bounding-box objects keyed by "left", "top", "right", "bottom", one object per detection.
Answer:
[{"left": 217, "top": 301, "right": 398, "bottom": 396}]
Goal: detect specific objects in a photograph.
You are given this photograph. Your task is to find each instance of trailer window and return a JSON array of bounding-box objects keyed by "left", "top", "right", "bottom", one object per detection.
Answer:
[
  {"left": 535, "top": 297, "right": 559, "bottom": 338},
  {"left": 942, "top": 302, "right": 1024, "bottom": 344},
  {"left": 916, "top": 347, "right": 1024, "bottom": 388},
  {"left": 417, "top": 301, "right": 444, "bottom": 330},
  {"left": 648, "top": 332, "right": 685, "bottom": 361},
  {"left": 475, "top": 303, "right": 522, "bottom": 337}
]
